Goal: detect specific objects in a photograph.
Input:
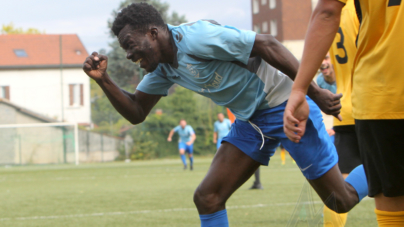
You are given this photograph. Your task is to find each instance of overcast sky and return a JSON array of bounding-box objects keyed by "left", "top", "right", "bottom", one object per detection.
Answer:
[{"left": 1, "top": 0, "right": 252, "bottom": 54}]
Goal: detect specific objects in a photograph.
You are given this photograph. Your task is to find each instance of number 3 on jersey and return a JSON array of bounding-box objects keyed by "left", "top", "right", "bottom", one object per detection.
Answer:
[
  {"left": 388, "top": 0, "right": 401, "bottom": 6},
  {"left": 335, "top": 27, "right": 348, "bottom": 64}
]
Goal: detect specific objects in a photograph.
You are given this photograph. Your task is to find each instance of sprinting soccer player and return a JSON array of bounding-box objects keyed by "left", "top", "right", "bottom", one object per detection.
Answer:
[
  {"left": 213, "top": 113, "right": 231, "bottom": 151},
  {"left": 322, "top": 1, "right": 363, "bottom": 226},
  {"left": 284, "top": 0, "right": 404, "bottom": 226},
  {"left": 167, "top": 119, "right": 196, "bottom": 170},
  {"left": 82, "top": 3, "right": 368, "bottom": 226}
]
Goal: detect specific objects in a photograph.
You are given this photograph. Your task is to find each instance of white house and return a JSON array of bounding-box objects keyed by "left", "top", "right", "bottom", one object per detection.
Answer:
[{"left": 0, "top": 34, "right": 91, "bottom": 125}]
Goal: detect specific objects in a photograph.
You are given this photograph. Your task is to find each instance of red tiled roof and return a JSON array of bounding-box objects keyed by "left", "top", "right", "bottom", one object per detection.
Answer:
[{"left": 0, "top": 34, "right": 88, "bottom": 67}]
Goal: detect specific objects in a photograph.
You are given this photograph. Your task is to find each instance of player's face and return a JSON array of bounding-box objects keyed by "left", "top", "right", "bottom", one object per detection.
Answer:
[
  {"left": 179, "top": 120, "right": 187, "bottom": 128},
  {"left": 118, "top": 25, "right": 160, "bottom": 73},
  {"left": 217, "top": 113, "right": 224, "bottom": 122},
  {"left": 320, "top": 53, "right": 333, "bottom": 76}
]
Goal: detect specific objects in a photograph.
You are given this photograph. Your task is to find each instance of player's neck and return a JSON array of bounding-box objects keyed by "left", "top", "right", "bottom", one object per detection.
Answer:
[{"left": 158, "top": 29, "right": 175, "bottom": 64}]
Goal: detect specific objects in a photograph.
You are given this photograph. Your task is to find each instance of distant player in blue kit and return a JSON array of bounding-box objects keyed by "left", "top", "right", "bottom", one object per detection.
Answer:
[
  {"left": 167, "top": 119, "right": 196, "bottom": 170},
  {"left": 213, "top": 113, "right": 231, "bottom": 150},
  {"left": 83, "top": 3, "right": 369, "bottom": 226}
]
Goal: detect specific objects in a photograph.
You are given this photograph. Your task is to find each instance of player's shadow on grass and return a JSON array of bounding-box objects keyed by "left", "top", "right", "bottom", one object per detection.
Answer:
[{"left": 287, "top": 181, "right": 344, "bottom": 227}]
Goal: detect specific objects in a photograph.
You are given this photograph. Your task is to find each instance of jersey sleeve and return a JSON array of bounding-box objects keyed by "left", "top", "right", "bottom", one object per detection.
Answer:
[
  {"left": 136, "top": 65, "right": 174, "bottom": 96},
  {"left": 173, "top": 126, "right": 180, "bottom": 132},
  {"left": 188, "top": 126, "right": 195, "bottom": 135},
  {"left": 182, "top": 20, "right": 256, "bottom": 65},
  {"left": 214, "top": 122, "right": 218, "bottom": 132}
]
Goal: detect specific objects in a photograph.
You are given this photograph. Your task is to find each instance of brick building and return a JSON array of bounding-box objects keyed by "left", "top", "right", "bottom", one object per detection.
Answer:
[{"left": 251, "top": 0, "right": 313, "bottom": 59}]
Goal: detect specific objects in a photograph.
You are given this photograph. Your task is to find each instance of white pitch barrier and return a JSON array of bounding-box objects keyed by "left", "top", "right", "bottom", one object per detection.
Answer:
[{"left": 0, "top": 122, "right": 80, "bottom": 165}]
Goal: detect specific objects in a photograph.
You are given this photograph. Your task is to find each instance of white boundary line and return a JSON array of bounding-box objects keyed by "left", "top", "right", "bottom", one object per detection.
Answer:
[
  {"left": 0, "top": 198, "right": 373, "bottom": 222},
  {"left": 0, "top": 201, "right": 324, "bottom": 222}
]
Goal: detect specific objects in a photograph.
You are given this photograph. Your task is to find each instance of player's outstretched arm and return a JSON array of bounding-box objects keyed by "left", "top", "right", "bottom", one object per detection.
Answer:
[
  {"left": 83, "top": 52, "right": 162, "bottom": 125},
  {"left": 250, "top": 32, "right": 342, "bottom": 119},
  {"left": 284, "top": 0, "right": 344, "bottom": 142},
  {"left": 167, "top": 129, "right": 175, "bottom": 142}
]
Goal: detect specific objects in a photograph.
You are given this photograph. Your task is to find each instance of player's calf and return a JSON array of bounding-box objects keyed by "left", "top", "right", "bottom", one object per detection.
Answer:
[{"left": 309, "top": 164, "right": 368, "bottom": 213}]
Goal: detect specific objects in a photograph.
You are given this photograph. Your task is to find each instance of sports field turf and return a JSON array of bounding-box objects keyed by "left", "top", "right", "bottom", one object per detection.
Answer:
[{"left": 0, "top": 154, "right": 376, "bottom": 227}]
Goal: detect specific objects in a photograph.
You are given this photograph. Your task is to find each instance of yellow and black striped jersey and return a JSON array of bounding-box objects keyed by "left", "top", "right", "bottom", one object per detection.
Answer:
[
  {"left": 338, "top": 0, "right": 404, "bottom": 119},
  {"left": 330, "top": 0, "right": 359, "bottom": 126}
]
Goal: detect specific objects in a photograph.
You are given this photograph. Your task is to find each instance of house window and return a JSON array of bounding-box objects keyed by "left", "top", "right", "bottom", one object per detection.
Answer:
[
  {"left": 14, "top": 49, "right": 28, "bottom": 57},
  {"left": 269, "top": 0, "right": 276, "bottom": 9},
  {"left": 69, "top": 84, "right": 83, "bottom": 106},
  {"left": 270, "top": 19, "right": 278, "bottom": 37},
  {"left": 253, "top": 24, "right": 261, "bottom": 34},
  {"left": 261, "top": 0, "right": 267, "bottom": 5},
  {"left": 0, "top": 86, "right": 10, "bottom": 100},
  {"left": 253, "top": 0, "right": 259, "bottom": 14},
  {"left": 262, "top": 21, "right": 268, "bottom": 33}
]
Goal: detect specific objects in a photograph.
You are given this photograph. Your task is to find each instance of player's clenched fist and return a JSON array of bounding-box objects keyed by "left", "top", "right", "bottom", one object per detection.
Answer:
[{"left": 82, "top": 52, "right": 108, "bottom": 80}]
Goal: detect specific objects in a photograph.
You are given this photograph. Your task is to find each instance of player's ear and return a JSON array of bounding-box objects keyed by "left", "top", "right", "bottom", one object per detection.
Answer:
[{"left": 150, "top": 27, "right": 158, "bottom": 40}]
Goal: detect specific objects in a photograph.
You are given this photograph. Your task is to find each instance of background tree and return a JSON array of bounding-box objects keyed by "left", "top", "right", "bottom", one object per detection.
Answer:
[{"left": 1, "top": 23, "right": 44, "bottom": 34}]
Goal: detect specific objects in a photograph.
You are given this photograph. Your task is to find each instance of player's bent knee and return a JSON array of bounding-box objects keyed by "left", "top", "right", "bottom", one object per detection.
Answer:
[
  {"left": 325, "top": 194, "right": 356, "bottom": 213},
  {"left": 193, "top": 187, "right": 224, "bottom": 213}
]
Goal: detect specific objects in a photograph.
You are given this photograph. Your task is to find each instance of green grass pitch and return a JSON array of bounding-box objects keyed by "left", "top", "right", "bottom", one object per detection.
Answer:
[{"left": 0, "top": 154, "right": 377, "bottom": 227}]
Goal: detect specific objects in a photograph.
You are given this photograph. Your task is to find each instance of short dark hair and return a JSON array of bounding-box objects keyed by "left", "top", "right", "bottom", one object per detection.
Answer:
[{"left": 111, "top": 3, "right": 166, "bottom": 36}]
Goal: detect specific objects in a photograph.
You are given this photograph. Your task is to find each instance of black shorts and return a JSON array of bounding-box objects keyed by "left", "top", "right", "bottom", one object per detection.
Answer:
[
  {"left": 355, "top": 119, "right": 404, "bottom": 197},
  {"left": 334, "top": 125, "right": 362, "bottom": 174}
]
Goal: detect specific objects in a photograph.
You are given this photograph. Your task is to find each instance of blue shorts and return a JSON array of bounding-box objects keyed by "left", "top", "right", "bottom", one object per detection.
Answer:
[
  {"left": 179, "top": 142, "right": 193, "bottom": 154},
  {"left": 217, "top": 138, "right": 223, "bottom": 150},
  {"left": 222, "top": 97, "right": 338, "bottom": 180}
]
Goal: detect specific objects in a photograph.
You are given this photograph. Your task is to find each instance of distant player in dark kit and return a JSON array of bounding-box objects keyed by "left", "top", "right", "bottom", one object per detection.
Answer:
[
  {"left": 83, "top": 3, "right": 368, "bottom": 226},
  {"left": 167, "top": 119, "right": 196, "bottom": 170}
]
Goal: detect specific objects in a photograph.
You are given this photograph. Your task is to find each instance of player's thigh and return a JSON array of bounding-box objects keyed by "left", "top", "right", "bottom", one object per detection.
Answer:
[
  {"left": 196, "top": 142, "right": 260, "bottom": 199},
  {"left": 334, "top": 125, "right": 362, "bottom": 174},
  {"left": 280, "top": 99, "right": 338, "bottom": 180},
  {"left": 186, "top": 144, "right": 193, "bottom": 156},
  {"left": 178, "top": 142, "right": 186, "bottom": 154},
  {"left": 355, "top": 119, "right": 404, "bottom": 198}
]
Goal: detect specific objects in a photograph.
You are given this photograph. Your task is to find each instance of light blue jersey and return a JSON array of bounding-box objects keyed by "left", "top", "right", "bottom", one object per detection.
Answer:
[
  {"left": 174, "top": 125, "right": 195, "bottom": 143},
  {"left": 214, "top": 118, "right": 232, "bottom": 139},
  {"left": 316, "top": 73, "right": 336, "bottom": 94},
  {"left": 136, "top": 20, "right": 293, "bottom": 121}
]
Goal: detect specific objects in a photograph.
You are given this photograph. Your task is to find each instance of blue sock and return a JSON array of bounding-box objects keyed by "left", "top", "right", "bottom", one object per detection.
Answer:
[
  {"left": 345, "top": 164, "right": 368, "bottom": 201},
  {"left": 190, "top": 156, "right": 194, "bottom": 166},
  {"left": 200, "top": 209, "right": 229, "bottom": 227},
  {"left": 180, "top": 154, "right": 187, "bottom": 166}
]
